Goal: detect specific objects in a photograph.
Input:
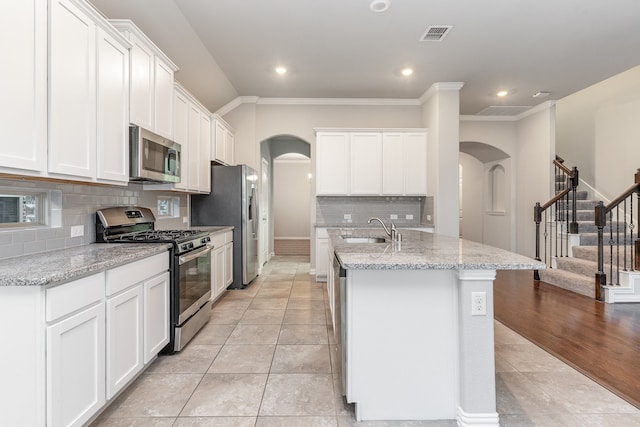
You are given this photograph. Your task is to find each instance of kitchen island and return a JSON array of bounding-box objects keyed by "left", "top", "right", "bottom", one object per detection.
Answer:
[{"left": 326, "top": 228, "right": 544, "bottom": 426}]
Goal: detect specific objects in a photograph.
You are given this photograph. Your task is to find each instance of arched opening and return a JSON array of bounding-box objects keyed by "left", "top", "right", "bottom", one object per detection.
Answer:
[
  {"left": 260, "top": 135, "right": 311, "bottom": 266},
  {"left": 459, "top": 141, "right": 513, "bottom": 250}
]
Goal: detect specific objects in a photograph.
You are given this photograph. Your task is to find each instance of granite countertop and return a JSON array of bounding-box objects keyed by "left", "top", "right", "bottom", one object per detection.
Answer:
[
  {"left": 316, "top": 223, "right": 434, "bottom": 229},
  {"left": 192, "top": 226, "right": 234, "bottom": 233},
  {"left": 0, "top": 243, "right": 172, "bottom": 287},
  {"left": 329, "top": 228, "right": 545, "bottom": 271}
]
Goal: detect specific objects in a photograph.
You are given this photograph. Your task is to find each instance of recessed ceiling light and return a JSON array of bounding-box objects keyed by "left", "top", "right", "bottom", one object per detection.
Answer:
[
  {"left": 497, "top": 90, "right": 509, "bottom": 97},
  {"left": 401, "top": 68, "right": 413, "bottom": 76},
  {"left": 370, "top": 0, "right": 390, "bottom": 12},
  {"left": 275, "top": 66, "right": 287, "bottom": 75}
]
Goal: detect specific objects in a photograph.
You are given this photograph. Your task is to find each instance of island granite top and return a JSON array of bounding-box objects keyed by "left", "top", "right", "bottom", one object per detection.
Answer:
[
  {"left": 0, "top": 243, "right": 172, "bottom": 287},
  {"left": 330, "top": 228, "right": 545, "bottom": 271}
]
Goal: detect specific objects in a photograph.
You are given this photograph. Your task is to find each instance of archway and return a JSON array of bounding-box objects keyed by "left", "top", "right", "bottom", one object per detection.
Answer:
[
  {"left": 459, "top": 141, "right": 513, "bottom": 250},
  {"left": 260, "top": 135, "right": 311, "bottom": 266}
]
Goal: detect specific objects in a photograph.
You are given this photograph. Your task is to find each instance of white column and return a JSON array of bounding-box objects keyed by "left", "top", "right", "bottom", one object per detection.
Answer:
[{"left": 456, "top": 269, "right": 500, "bottom": 427}]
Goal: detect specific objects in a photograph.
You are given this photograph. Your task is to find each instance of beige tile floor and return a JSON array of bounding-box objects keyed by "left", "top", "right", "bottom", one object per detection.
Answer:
[{"left": 92, "top": 256, "right": 640, "bottom": 427}]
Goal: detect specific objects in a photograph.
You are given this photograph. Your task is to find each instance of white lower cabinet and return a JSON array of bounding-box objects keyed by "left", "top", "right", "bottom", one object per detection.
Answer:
[
  {"left": 46, "top": 272, "right": 106, "bottom": 427},
  {"left": 47, "top": 293, "right": 106, "bottom": 427},
  {"left": 315, "top": 228, "right": 329, "bottom": 281},
  {"left": 144, "top": 272, "right": 170, "bottom": 363},
  {"left": 106, "top": 285, "right": 143, "bottom": 399},
  {"left": 211, "top": 230, "right": 234, "bottom": 300},
  {"left": 0, "top": 250, "right": 170, "bottom": 427}
]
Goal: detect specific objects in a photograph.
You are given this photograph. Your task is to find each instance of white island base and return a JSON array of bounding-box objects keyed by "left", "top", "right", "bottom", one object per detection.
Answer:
[{"left": 339, "top": 268, "right": 499, "bottom": 426}]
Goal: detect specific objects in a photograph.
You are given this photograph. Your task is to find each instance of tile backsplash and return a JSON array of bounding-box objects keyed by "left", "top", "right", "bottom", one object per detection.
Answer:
[
  {"left": 0, "top": 178, "right": 188, "bottom": 260},
  {"left": 316, "top": 195, "right": 434, "bottom": 227}
]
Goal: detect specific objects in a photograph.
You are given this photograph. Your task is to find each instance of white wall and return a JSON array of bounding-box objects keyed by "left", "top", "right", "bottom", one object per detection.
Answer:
[
  {"left": 515, "top": 103, "right": 556, "bottom": 257},
  {"left": 556, "top": 65, "right": 640, "bottom": 201},
  {"left": 421, "top": 84, "right": 463, "bottom": 238},
  {"left": 459, "top": 152, "right": 484, "bottom": 243},
  {"left": 273, "top": 159, "right": 311, "bottom": 238}
]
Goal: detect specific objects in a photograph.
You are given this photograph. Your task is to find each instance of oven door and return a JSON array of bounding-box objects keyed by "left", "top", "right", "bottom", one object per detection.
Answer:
[{"left": 177, "top": 244, "right": 213, "bottom": 325}]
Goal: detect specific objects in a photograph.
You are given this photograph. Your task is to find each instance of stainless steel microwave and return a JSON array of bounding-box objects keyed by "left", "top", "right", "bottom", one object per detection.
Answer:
[{"left": 129, "top": 126, "right": 181, "bottom": 183}]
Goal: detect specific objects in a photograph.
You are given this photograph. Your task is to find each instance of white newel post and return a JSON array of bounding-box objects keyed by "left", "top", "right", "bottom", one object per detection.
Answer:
[{"left": 456, "top": 269, "right": 500, "bottom": 427}]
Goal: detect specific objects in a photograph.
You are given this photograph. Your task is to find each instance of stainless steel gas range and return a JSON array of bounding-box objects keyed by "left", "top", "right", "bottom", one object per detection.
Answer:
[{"left": 96, "top": 206, "right": 212, "bottom": 353}]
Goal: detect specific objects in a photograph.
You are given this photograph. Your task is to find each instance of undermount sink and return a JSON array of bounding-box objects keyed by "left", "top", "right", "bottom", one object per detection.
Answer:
[{"left": 341, "top": 236, "right": 387, "bottom": 244}]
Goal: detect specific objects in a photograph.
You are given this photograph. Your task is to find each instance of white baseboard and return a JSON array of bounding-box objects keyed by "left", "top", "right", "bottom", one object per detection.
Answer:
[
  {"left": 604, "top": 271, "right": 640, "bottom": 303},
  {"left": 456, "top": 407, "right": 499, "bottom": 427}
]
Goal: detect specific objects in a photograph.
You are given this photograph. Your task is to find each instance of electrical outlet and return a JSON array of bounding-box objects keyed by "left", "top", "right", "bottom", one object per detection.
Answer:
[
  {"left": 427, "top": 215, "right": 432, "bottom": 221},
  {"left": 390, "top": 214, "right": 398, "bottom": 220},
  {"left": 471, "top": 292, "right": 487, "bottom": 316},
  {"left": 70, "top": 225, "right": 84, "bottom": 238},
  {"left": 405, "top": 214, "right": 414, "bottom": 220},
  {"left": 183, "top": 216, "right": 188, "bottom": 224},
  {"left": 344, "top": 214, "right": 351, "bottom": 220}
]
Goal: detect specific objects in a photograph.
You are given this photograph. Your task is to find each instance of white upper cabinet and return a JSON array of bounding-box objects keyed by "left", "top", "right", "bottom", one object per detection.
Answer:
[
  {"left": 316, "top": 132, "right": 349, "bottom": 195},
  {"left": 169, "top": 83, "right": 212, "bottom": 194},
  {"left": 0, "top": 0, "right": 47, "bottom": 175},
  {"left": 96, "top": 27, "right": 130, "bottom": 183},
  {"left": 212, "top": 116, "right": 235, "bottom": 165},
  {"left": 48, "top": 0, "right": 97, "bottom": 179},
  {"left": 111, "top": 20, "right": 178, "bottom": 140},
  {"left": 383, "top": 132, "right": 428, "bottom": 195},
  {"left": 316, "top": 130, "right": 427, "bottom": 196},
  {"left": 350, "top": 133, "right": 382, "bottom": 195},
  {"left": 48, "top": 0, "right": 130, "bottom": 184},
  {"left": 173, "top": 88, "right": 190, "bottom": 191}
]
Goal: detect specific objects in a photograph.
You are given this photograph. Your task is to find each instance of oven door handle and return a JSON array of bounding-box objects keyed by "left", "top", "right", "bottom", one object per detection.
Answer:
[{"left": 179, "top": 244, "right": 213, "bottom": 265}]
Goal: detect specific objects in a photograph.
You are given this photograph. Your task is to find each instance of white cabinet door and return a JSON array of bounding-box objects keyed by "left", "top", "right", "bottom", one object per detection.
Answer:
[
  {"left": 382, "top": 133, "right": 404, "bottom": 195},
  {"left": 96, "top": 27, "right": 129, "bottom": 183},
  {"left": 404, "top": 133, "right": 427, "bottom": 195},
  {"left": 128, "top": 34, "right": 154, "bottom": 130},
  {"left": 315, "top": 228, "right": 329, "bottom": 280},
  {"left": 47, "top": 303, "right": 105, "bottom": 427},
  {"left": 154, "top": 58, "right": 174, "bottom": 139},
  {"left": 48, "top": 0, "right": 96, "bottom": 178},
  {"left": 224, "top": 242, "right": 233, "bottom": 287},
  {"left": 350, "top": 133, "right": 382, "bottom": 195},
  {"left": 316, "top": 133, "right": 349, "bottom": 195},
  {"left": 213, "top": 246, "right": 226, "bottom": 297},
  {"left": 173, "top": 88, "right": 189, "bottom": 190},
  {"left": 188, "top": 104, "right": 201, "bottom": 192},
  {"left": 213, "top": 118, "right": 235, "bottom": 165},
  {"left": 197, "top": 113, "right": 212, "bottom": 192},
  {"left": 106, "top": 285, "right": 143, "bottom": 399},
  {"left": 144, "top": 271, "right": 170, "bottom": 363},
  {"left": 0, "top": 0, "right": 46, "bottom": 173}
]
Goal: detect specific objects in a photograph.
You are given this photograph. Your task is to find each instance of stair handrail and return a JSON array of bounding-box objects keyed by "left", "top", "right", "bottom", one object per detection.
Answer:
[
  {"left": 533, "top": 161, "right": 579, "bottom": 280},
  {"left": 594, "top": 169, "right": 640, "bottom": 301}
]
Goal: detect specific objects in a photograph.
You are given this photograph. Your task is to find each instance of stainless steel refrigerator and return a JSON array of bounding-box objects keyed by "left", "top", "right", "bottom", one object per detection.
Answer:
[{"left": 191, "top": 164, "right": 258, "bottom": 289}]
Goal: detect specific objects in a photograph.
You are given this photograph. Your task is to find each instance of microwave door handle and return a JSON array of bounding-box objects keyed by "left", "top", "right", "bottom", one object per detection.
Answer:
[{"left": 167, "top": 149, "right": 178, "bottom": 174}]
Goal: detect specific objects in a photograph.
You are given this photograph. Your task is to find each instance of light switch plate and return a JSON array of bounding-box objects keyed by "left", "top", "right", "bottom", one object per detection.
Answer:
[
  {"left": 406, "top": 214, "right": 414, "bottom": 220},
  {"left": 344, "top": 214, "right": 352, "bottom": 220},
  {"left": 390, "top": 214, "right": 398, "bottom": 219}
]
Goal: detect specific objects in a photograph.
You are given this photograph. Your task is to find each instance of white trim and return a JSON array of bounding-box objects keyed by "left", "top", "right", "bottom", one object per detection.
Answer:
[
  {"left": 274, "top": 237, "right": 311, "bottom": 240},
  {"left": 273, "top": 158, "right": 311, "bottom": 164},
  {"left": 314, "top": 127, "right": 428, "bottom": 133},
  {"left": 257, "top": 97, "right": 420, "bottom": 106},
  {"left": 456, "top": 407, "right": 500, "bottom": 427},
  {"left": 419, "top": 82, "right": 465, "bottom": 104},
  {"left": 515, "top": 100, "right": 556, "bottom": 119},
  {"left": 460, "top": 114, "right": 519, "bottom": 122},
  {"left": 215, "top": 96, "right": 258, "bottom": 116}
]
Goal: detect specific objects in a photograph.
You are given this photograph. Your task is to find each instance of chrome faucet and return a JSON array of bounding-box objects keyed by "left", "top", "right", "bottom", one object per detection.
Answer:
[{"left": 368, "top": 217, "right": 400, "bottom": 242}]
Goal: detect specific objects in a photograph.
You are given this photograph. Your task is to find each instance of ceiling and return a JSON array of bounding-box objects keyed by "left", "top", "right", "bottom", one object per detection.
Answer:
[{"left": 90, "top": 0, "right": 640, "bottom": 115}]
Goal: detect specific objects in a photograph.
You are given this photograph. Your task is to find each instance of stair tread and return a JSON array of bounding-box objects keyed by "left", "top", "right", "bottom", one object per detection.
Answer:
[{"left": 537, "top": 268, "right": 595, "bottom": 298}]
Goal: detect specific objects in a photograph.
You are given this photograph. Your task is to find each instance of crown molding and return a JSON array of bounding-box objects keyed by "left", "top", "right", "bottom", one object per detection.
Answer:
[{"left": 419, "top": 82, "right": 465, "bottom": 104}]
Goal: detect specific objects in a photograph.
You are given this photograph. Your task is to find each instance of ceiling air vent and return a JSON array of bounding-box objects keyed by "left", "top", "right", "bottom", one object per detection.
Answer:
[
  {"left": 420, "top": 26, "right": 452, "bottom": 42},
  {"left": 476, "top": 106, "right": 532, "bottom": 116}
]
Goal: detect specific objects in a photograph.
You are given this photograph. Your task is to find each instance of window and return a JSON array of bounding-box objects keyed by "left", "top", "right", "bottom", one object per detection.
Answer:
[
  {"left": 0, "top": 190, "right": 44, "bottom": 227},
  {"left": 157, "top": 196, "right": 180, "bottom": 218}
]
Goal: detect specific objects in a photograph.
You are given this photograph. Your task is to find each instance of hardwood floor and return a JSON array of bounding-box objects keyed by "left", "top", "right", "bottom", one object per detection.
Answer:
[{"left": 494, "top": 270, "right": 640, "bottom": 409}]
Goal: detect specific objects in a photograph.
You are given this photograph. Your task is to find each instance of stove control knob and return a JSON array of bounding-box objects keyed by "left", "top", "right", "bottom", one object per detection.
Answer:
[
  {"left": 202, "top": 236, "right": 211, "bottom": 244},
  {"left": 181, "top": 243, "right": 189, "bottom": 251}
]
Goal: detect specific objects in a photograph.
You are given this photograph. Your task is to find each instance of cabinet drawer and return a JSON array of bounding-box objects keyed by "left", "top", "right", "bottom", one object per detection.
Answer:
[
  {"left": 46, "top": 272, "right": 105, "bottom": 323},
  {"left": 106, "top": 252, "right": 169, "bottom": 296},
  {"left": 211, "top": 230, "right": 232, "bottom": 247}
]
